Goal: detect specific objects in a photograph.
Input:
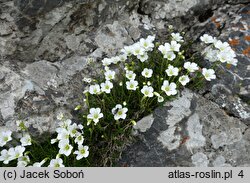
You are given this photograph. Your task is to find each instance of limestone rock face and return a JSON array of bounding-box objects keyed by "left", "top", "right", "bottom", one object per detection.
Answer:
[
  {"left": 0, "top": 0, "right": 249, "bottom": 166},
  {"left": 118, "top": 89, "right": 250, "bottom": 167},
  {"left": 0, "top": 0, "right": 141, "bottom": 134}
]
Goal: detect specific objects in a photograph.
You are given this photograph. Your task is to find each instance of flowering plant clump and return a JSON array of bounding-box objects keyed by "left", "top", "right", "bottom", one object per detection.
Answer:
[
  {"left": 0, "top": 114, "right": 89, "bottom": 167},
  {"left": 77, "top": 32, "right": 237, "bottom": 165},
  {"left": 0, "top": 31, "right": 237, "bottom": 167}
]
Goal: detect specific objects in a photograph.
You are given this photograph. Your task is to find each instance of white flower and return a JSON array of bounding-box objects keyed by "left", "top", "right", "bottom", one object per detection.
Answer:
[
  {"left": 121, "top": 46, "right": 133, "bottom": 56},
  {"left": 0, "top": 130, "right": 12, "bottom": 147},
  {"left": 100, "top": 80, "right": 113, "bottom": 93},
  {"left": 171, "top": 33, "right": 183, "bottom": 42},
  {"left": 217, "top": 49, "right": 236, "bottom": 63},
  {"left": 111, "top": 56, "right": 120, "bottom": 64},
  {"left": 74, "top": 145, "right": 89, "bottom": 160},
  {"left": 214, "top": 40, "right": 230, "bottom": 51},
  {"left": 147, "top": 35, "right": 156, "bottom": 42},
  {"left": 78, "top": 124, "right": 84, "bottom": 130},
  {"left": 165, "top": 65, "right": 179, "bottom": 76},
  {"left": 18, "top": 155, "right": 30, "bottom": 164},
  {"left": 51, "top": 138, "right": 58, "bottom": 144},
  {"left": 158, "top": 45, "right": 169, "bottom": 56},
  {"left": 139, "top": 38, "right": 154, "bottom": 51},
  {"left": 227, "top": 58, "right": 238, "bottom": 66},
  {"left": 16, "top": 120, "right": 29, "bottom": 131},
  {"left": 158, "top": 43, "right": 177, "bottom": 60},
  {"left": 165, "top": 51, "right": 176, "bottom": 60},
  {"left": 102, "top": 58, "right": 112, "bottom": 66},
  {"left": 161, "top": 80, "right": 177, "bottom": 96},
  {"left": 141, "top": 68, "right": 153, "bottom": 78},
  {"left": 179, "top": 75, "right": 190, "bottom": 86},
  {"left": 112, "top": 104, "right": 128, "bottom": 120},
  {"left": 157, "top": 96, "right": 164, "bottom": 103},
  {"left": 87, "top": 108, "right": 103, "bottom": 124},
  {"left": 17, "top": 160, "right": 28, "bottom": 167},
  {"left": 0, "top": 149, "right": 12, "bottom": 164},
  {"left": 165, "top": 41, "right": 181, "bottom": 52},
  {"left": 204, "top": 47, "right": 219, "bottom": 62},
  {"left": 126, "top": 70, "right": 136, "bottom": 80},
  {"left": 89, "top": 84, "right": 101, "bottom": 95},
  {"left": 217, "top": 52, "right": 228, "bottom": 63},
  {"left": 132, "top": 43, "right": 145, "bottom": 56},
  {"left": 8, "top": 146, "right": 25, "bottom": 160},
  {"left": 32, "top": 158, "right": 48, "bottom": 167},
  {"left": 126, "top": 80, "right": 138, "bottom": 90},
  {"left": 104, "top": 66, "right": 110, "bottom": 71},
  {"left": 20, "top": 134, "right": 32, "bottom": 146},
  {"left": 48, "top": 158, "right": 65, "bottom": 167},
  {"left": 104, "top": 70, "right": 116, "bottom": 80},
  {"left": 224, "top": 47, "right": 236, "bottom": 58},
  {"left": 200, "top": 34, "right": 216, "bottom": 44},
  {"left": 137, "top": 53, "right": 149, "bottom": 62},
  {"left": 119, "top": 54, "right": 127, "bottom": 62},
  {"left": 17, "top": 155, "right": 30, "bottom": 167},
  {"left": 141, "top": 85, "right": 154, "bottom": 98},
  {"left": 68, "top": 123, "right": 78, "bottom": 138},
  {"left": 58, "top": 140, "right": 73, "bottom": 156},
  {"left": 202, "top": 68, "right": 216, "bottom": 81},
  {"left": 58, "top": 119, "right": 72, "bottom": 129},
  {"left": 56, "top": 128, "right": 70, "bottom": 141},
  {"left": 184, "top": 62, "right": 199, "bottom": 72},
  {"left": 75, "top": 134, "right": 84, "bottom": 145}
]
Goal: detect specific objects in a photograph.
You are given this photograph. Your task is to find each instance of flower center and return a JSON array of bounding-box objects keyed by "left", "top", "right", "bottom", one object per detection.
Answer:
[
  {"left": 15, "top": 153, "right": 20, "bottom": 158},
  {"left": 93, "top": 114, "right": 99, "bottom": 119},
  {"left": 65, "top": 144, "right": 70, "bottom": 150},
  {"left": 3, "top": 137, "right": 8, "bottom": 142},
  {"left": 165, "top": 86, "right": 170, "bottom": 91},
  {"left": 80, "top": 149, "right": 86, "bottom": 154},
  {"left": 117, "top": 110, "right": 123, "bottom": 115}
]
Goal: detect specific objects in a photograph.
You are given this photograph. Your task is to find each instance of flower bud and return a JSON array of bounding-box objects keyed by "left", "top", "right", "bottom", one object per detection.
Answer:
[{"left": 131, "top": 120, "right": 137, "bottom": 126}]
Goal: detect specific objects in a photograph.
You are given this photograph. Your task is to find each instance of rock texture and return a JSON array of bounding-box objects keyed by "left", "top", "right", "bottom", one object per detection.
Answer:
[
  {"left": 0, "top": 0, "right": 141, "bottom": 133},
  {"left": 0, "top": 0, "right": 249, "bottom": 166},
  {"left": 118, "top": 89, "right": 250, "bottom": 167}
]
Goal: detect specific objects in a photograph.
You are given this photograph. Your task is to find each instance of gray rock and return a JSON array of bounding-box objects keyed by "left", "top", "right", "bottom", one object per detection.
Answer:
[
  {"left": 191, "top": 152, "right": 209, "bottom": 167},
  {"left": 118, "top": 89, "right": 250, "bottom": 167},
  {"left": 0, "top": 0, "right": 140, "bottom": 135},
  {"left": 213, "top": 155, "right": 232, "bottom": 167},
  {"left": 134, "top": 114, "right": 154, "bottom": 133},
  {"left": 185, "top": 113, "right": 206, "bottom": 151}
]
